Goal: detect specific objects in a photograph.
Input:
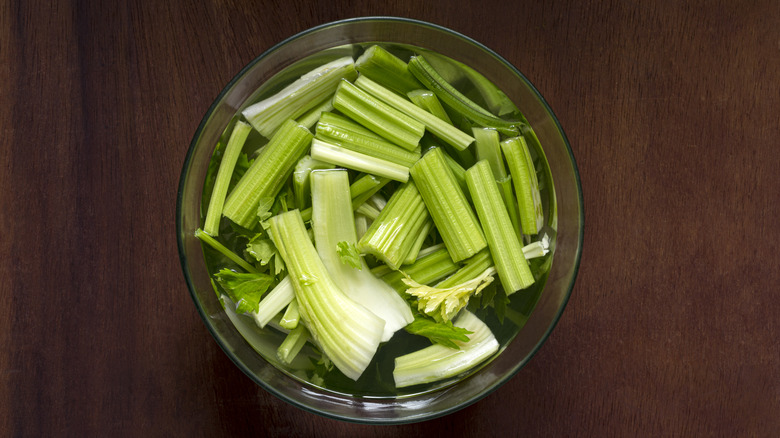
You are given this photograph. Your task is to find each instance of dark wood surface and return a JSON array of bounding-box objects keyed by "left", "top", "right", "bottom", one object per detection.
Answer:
[{"left": 2, "top": 0, "right": 778, "bottom": 436}]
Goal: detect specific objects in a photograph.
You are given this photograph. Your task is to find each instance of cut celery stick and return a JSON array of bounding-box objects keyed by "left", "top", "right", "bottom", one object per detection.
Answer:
[
  {"left": 315, "top": 112, "right": 421, "bottom": 167},
  {"left": 310, "top": 138, "right": 409, "bottom": 182},
  {"left": 408, "top": 55, "right": 520, "bottom": 136},
  {"left": 355, "top": 203, "right": 381, "bottom": 221},
  {"left": 402, "top": 218, "right": 433, "bottom": 265},
  {"left": 355, "top": 75, "right": 475, "bottom": 151},
  {"left": 279, "top": 298, "right": 300, "bottom": 330},
  {"left": 297, "top": 99, "right": 334, "bottom": 130},
  {"left": 501, "top": 136, "right": 544, "bottom": 235},
  {"left": 311, "top": 170, "right": 413, "bottom": 342},
  {"left": 332, "top": 79, "right": 424, "bottom": 151},
  {"left": 439, "top": 146, "right": 470, "bottom": 197},
  {"left": 292, "top": 155, "right": 334, "bottom": 211},
  {"left": 223, "top": 120, "right": 313, "bottom": 229},
  {"left": 242, "top": 56, "right": 357, "bottom": 138},
  {"left": 195, "top": 228, "right": 257, "bottom": 273},
  {"left": 250, "top": 276, "right": 294, "bottom": 328},
  {"left": 358, "top": 181, "right": 431, "bottom": 270},
  {"left": 407, "top": 89, "right": 452, "bottom": 124},
  {"left": 472, "top": 128, "right": 507, "bottom": 179},
  {"left": 393, "top": 310, "right": 499, "bottom": 388},
  {"left": 466, "top": 160, "right": 534, "bottom": 294},
  {"left": 299, "top": 174, "right": 390, "bottom": 222},
  {"left": 436, "top": 248, "right": 493, "bottom": 289},
  {"left": 381, "top": 245, "right": 459, "bottom": 292},
  {"left": 203, "top": 121, "right": 253, "bottom": 236},
  {"left": 268, "top": 209, "right": 386, "bottom": 380},
  {"left": 409, "top": 147, "right": 487, "bottom": 263},
  {"left": 355, "top": 45, "right": 424, "bottom": 95},
  {"left": 277, "top": 324, "right": 309, "bottom": 365}
]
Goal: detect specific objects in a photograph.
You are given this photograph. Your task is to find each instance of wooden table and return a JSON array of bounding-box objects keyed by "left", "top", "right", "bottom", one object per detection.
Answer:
[{"left": 2, "top": 1, "right": 778, "bottom": 436}]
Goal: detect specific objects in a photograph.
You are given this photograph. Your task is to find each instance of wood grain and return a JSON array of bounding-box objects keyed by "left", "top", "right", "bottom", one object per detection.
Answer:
[{"left": 1, "top": 0, "right": 778, "bottom": 436}]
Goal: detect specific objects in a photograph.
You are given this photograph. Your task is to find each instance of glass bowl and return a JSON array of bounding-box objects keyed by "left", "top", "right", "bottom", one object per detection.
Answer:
[{"left": 176, "top": 16, "right": 583, "bottom": 424}]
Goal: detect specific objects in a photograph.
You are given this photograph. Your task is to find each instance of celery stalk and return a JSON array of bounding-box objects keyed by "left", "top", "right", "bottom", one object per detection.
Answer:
[
  {"left": 203, "top": 121, "right": 253, "bottom": 236},
  {"left": 292, "top": 155, "right": 334, "bottom": 211},
  {"left": 277, "top": 324, "right": 309, "bottom": 364},
  {"left": 297, "top": 99, "right": 334, "bottom": 130},
  {"left": 315, "top": 112, "right": 421, "bottom": 167},
  {"left": 407, "top": 89, "right": 452, "bottom": 124},
  {"left": 195, "top": 228, "right": 257, "bottom": 273},
  {"left": 279, "top": 298, "right": 300, "bottom": 330},
  {"left": 242, "top": 56, "right": 357, "bottom": 138},
  {"left": 501, "top": 136, "right": 544, "bottom": 235},
  {"left": 250, "top": 276, "right": 294, "bottom": 328},
  {"left": 268, "top": 209, "right": 386, "bottom": 380},
  {"left": 311, "top": 170, "right": 413, "bottom": 342},
  {"left": 355, "top": 45, "right": 424, "bottom": 95},
  {"left": 465, "top": 160, "right": 534, "bottom": 294},
  {"left": 436, "top": 248, "right": 493, "bottom": 288},
  {"left": 402, "top": 218, "right": 433, "bottom": 265},
  {"left": 299, "top": 173, "right": 390, "bottom": 223},
  {"left": 355, "top": 75, "right": 475, "bottom": 151},
  {"left": 223, "top": 120, "right": 313, "bottom": 229},
  {"left": 310, "top": 138, "right": 409, "bottom": 182},
  {"left": 393, "top": 310, "right": 499, "bottom": 388},
  {"left": 358, "top": 181, "right": 431, "bottom": 270},
  {"left": 332, "top": 79, "right": 425, "bottom": 151},
  {"left": 381, "top": 245, "right": 459, "bottom": 292},
  {"left": 409, "top": 147, "right": 487, "bottom": 263}
]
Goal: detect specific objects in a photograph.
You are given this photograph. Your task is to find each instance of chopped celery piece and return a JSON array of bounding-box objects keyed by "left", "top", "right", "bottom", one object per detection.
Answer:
[
  {"left": 381, "top": 245, "right": 459, "bottom": 292},
  {"left": 223, "top": 120, "right": 313, "bottom": 229},
  {"left": 358, "top": 181, "right": 430, "bottom": 270},
  {"left": 242, "top": 56, "right": 357, "bottom": 138},
  {"left": 203, "top": 121, "right": 253, "bottom": 236},
  {"left": 402, "top": 218, "right": 433, "bottom": 265},
  {"left": 355, "top": 45, "right": 424, "bottom": 95},
  {"left": 299, "top": 173, "right": 390, "bottom": 222},
  {"left": 355, "top": 75, "right": 475, "bottom": 151},
  {"left": 311, "top": 170, "right": 413, "bottom": 342},
  {"left": 393, "top": 310, "right": 499, "bottom": 388},
  {"left": 279, "top": 298, "right": 300, "bottom": 330},
  {"left": 409, "top": 147, "right": 487, "bottom": 262},
  {"left": 332, "top": 79, "right": 424, "bottom": 151},
  {"left": 292, "top": 155, "right": 334, "bottom": 211},
  {"left": 315, "top": 112, "right": 420, "bottom": 167},
  {"left": 250, "top": 276, "right": 294, "bottom": 328},
  {"left": 408, "top": 55, "right": 520, "bottom": 136},
  {"left": 501, "top": 136, "right": 544, "bottom": 235},
  {"left": 439, "top": 147, "right": 470, "bottom": 196},
  {"left": 472, "top": 128, "right": 507, "bottom": 179},
  {"left": 404, "top": 266, "right": 497, "bottom": 322},
  {"left": 310, "top": 138, "right": 409, "bottom": 182},
  {"left": 268, "top": 209, "right": 386, "bottom": 380},
  {"left": 355, "top": 202, "right": 381, "bottom": 220},
  {"left": 436, "top": 248, "right": 493, "bottom": 289},
  {"left": 522, "top": 234, "right": 550, "bottom": 259},
  {"left": 466, "top": 160, "right": 534, "bottom": 294},
  {"left": 407, "top": 89, "right": 452, "bottom": 124},
  {"left": 277, "top": 324, "right": 309, "bottom": 365},
  {"left": 297, "top": 99, "right": 334, "bottom": 130},
  {"left": 194, "top": 228, "right": 257, "bottom": 273}
]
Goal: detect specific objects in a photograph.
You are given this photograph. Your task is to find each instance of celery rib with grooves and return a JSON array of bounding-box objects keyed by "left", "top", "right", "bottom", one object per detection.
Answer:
[
  {"left": 310, "top": 138, "right": 409, "bottom": 182},
  {"left": 408, "top": 55, "right": 520, "bottom": 136},
  {"left": 466, "top": 160, "right": 534, "bottom": 294},
  {"left": 311, "top": 170, "right": 413, "bottom": 342},
  {"left": 393, "top": 310, "right": 499, "bottom": 388},
  {"left": 332, "top": 79, "right": 424, "bottom": 151},
  {"left": 250, "top": 276, "right": 294, "bottom": 328},
  {"left": 501, "top": 136, "right": 544, "bottom": 235},
  {"left": 242, "top": 56, "right": 356, "bottom": 138},
  {"left": 409, "top": 147, "right": 487, "bottom": 263},
  {"left": 203, "top": 121, "right": 252, "bottom": 236},
  {"left": 268, "top": 209, "right": 385, "bottom": 381},
  {"left": 223, "top": 120, "right": 313, "bottom": 229},
  {"left": 380, "top": 245, "right": 459, "bottom": 292},
  {"left": 355, "top": 45, "right": 424, "bottom": 95},
  {"left": 354, "top": 75, "right": 475, "bottom": 151},
  {"left": 407, "top": 89, "right": 452, "bottom": 124},
  {"left": 195, "top": 228, "right": 257, "bottom": 273}
]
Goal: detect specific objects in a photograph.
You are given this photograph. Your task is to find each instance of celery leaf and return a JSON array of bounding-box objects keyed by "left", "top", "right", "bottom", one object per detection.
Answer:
[
  {"left": 336, "top": 241, "right": 362, "bottom": 270},
  {"left": 404, "top": 315, "right": 473, "bottom": 349},
  {"left": 214, "top": 269, "right": 274, "bottom": 314}
]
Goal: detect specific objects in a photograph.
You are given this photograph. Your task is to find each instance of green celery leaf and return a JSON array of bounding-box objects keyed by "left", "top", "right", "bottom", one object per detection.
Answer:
[
  {"left": 214, "top": 268, "right": 274, "bottom": 314},
  {"left": 404, "top": 315, "right": 473, "bottom": 349},
  {"left": 336, "top": 241, "right": 362, "bottom": 270}
]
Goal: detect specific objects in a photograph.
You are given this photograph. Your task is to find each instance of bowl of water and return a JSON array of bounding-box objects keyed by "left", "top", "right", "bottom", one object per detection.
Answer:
[{"left": 177, "top": 16, "right": 583, "bottom": 423}]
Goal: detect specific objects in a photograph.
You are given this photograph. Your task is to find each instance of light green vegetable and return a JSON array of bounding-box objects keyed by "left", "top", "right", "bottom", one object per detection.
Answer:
[
  {"left": 355, "top": 45, "right": 424, "bottom": 95},
  {"left": 310, "top": 138, "right": 410, "bottom": 182},
  {"left": 501, "top": 136, "right": 544, "bottom": 235}
]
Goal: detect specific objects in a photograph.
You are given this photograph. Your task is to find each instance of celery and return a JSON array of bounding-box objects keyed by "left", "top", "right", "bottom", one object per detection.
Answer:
[
  {"left": 473, "top": 127, "right": 522, "bottom": 237},
  {"left": 407, "top": 89, "right": 452, "bottom": 124},
  {"left": 409, "top": 147, "right": 487, "bottom": 263},
  {"left": 277, "top": 324, "right": 309, "bottom": 365},
  {"left": 358, "top": 181, "right": 431, "bottom": 270},
  {"left": 292, "top": 155, "right": 334, "bottom": 211},
  {"left": 381, "top": 245, "right": 459, "bottom": 292},
  {"left": 408, "top": 55, "right": 520, "bottom": 136},
  {"left": 404, "top": 266, "right": 496, "bottom": 322},
  {"left": 355, "top": 75, "right": 475, "bottom": 151},
  {"left": 268, "top": 209, "right": 386, "bottom": 380},
  {"left": 355, "top": 203, "right": 381, "bottom": 220},
  {"left": 465, "top": 160, "right": 534, "bottom": 294},
  {"left": 223, "top": 120, "right": 313, "bottom": 229},
  {"left": 315, "top": 112, "right": 420, "bottom": 167},
  {"left": 194, "top": 228, "right": 257, "bottom": 273},
  {"left": 436, "top": 248, "right": 493, "bottom": 289},
  {"left": 310, "top": 138, "right": 410, "bottom": 182},
  {"left": 393, "top": 310, "right": 499, "bottom": 388},
  {"left": 311, "top": 170, "right": 413, "bottom": 342},
  {"left": 242, "top": 56, "right": 357, "bottom": 138},
  {"left": 299, "top": 173, "right": 390, "bottom": 223},
  {"left": 250, "top": 276, "right": 294, "bottom": 328},
  {"left": 355, "top": 45, "right": 424, "bottom": 95},
  {"left": 332, "top": 79, "right": 425, "bottom": 151},
  {"left": 402, "top": 218, "right": 433, "bottom": 265},
  {"left": 279, "top": 298, "right": 300, "bottom": 330},
  {"left": 297, "top": 99, "right": 334, "bottom": 130},
  {"left": 501, "top": 136, "right": 544, "bottom": 235},
  {"left": 203, "top": 121, "right": 253, "bottom": 236}
]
